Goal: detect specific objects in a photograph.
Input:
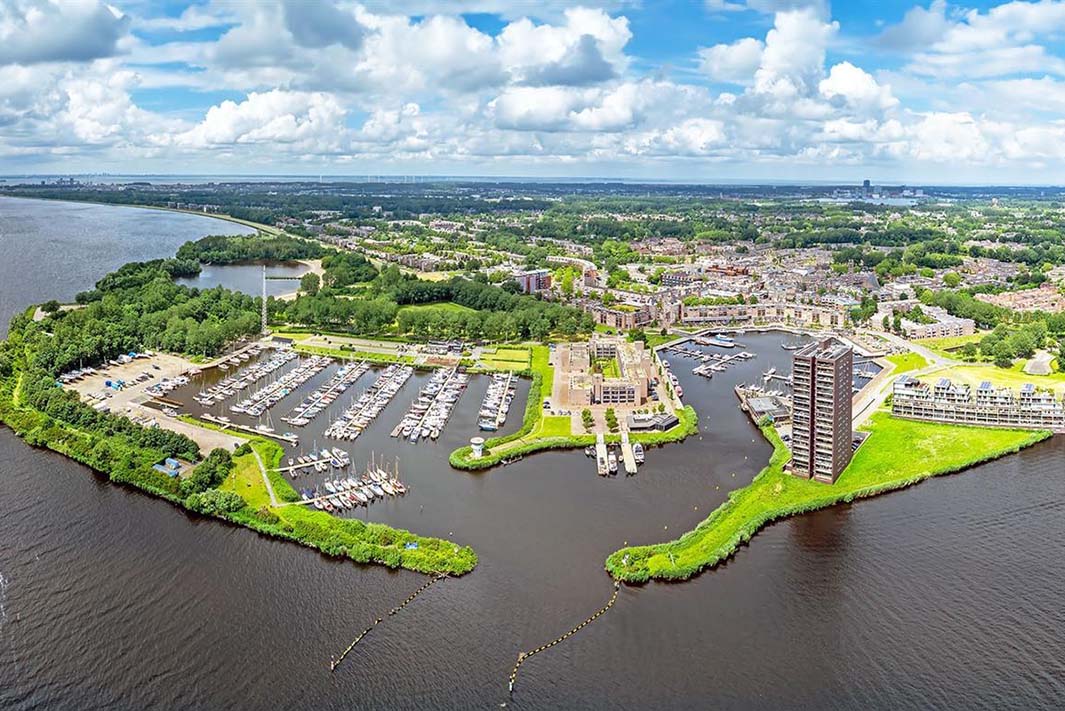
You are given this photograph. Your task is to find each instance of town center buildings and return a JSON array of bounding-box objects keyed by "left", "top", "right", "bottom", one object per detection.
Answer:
[{"left": 555, "top": 335, "right": 655, "bottom": 408}]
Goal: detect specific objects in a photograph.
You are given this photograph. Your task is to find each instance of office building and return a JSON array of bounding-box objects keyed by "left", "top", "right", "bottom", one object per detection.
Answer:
[{"left": 790, "top": 339, "right": 854, "bottom": 483}]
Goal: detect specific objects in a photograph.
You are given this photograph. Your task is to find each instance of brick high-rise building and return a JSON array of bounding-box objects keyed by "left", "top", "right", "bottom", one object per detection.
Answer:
[{"left": 790, "top": 338, "right": 853, "bottom": 483}]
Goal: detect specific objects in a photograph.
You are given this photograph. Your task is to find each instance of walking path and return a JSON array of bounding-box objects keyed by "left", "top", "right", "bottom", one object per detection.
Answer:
[{"left": 252, "top": 446, "right": 279, "bottom": 507}]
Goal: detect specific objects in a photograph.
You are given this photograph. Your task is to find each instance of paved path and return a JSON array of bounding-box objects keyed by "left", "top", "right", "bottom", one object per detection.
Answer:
[
  {"left": 252, "top": 446, "right": 279, "bottom": 507},
  {"left": 1024, "top": 350, "right": 1054, "bottom": 376}
]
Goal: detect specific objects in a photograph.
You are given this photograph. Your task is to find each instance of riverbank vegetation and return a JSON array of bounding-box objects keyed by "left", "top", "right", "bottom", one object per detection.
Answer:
[{"left": 606, "top": 412, "right": 1050, "bottom": 583}]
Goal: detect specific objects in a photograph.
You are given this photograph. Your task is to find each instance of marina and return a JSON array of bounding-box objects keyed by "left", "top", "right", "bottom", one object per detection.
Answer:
[
  {"left": 281, "top": 361, "right": 370, "bottom": 427},
  {"left": 477, "top": 372, "right": 516, "bottom": 431},
  {"left": 392, "top": 367, "right": 470, "bottom": 442},
  {"left": 324, "top": 364, "right": 414, "bottom": 441},
  {"left": 295, "top": 456, "right": 410, "bottom": 513},
  {"left": 230, "top": 355, "right": 332, "bottom": 417},
  {"left": 665, "top": 344, "right": 756, "bottom": 379},
  {"left": 193, "top": 346, "right": 292, "bottom": 407}
]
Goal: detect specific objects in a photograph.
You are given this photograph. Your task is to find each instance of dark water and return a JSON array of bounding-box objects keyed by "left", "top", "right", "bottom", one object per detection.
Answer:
[
  {"left": 0, "top": 197, "right": 254, "bottom": 336},
  {"left": 2, "top": 200, "right": 1064, "bottom": 709},
  {"left": 176, "top": 262, "right": 311, "bottom": 298}
]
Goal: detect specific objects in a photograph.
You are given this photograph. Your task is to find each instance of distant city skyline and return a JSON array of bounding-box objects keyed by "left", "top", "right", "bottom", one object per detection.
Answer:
[{"left": 6, "top": 1, "right": 1065, "bottom": 183}]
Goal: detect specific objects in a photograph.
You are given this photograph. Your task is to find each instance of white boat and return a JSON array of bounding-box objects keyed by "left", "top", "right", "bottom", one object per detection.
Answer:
[{"left": 633, "top": 442, "right": 645, "bottom": 464}]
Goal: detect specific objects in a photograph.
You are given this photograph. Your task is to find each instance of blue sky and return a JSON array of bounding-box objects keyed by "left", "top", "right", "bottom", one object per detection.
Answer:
[{"left": 5, "top": 0, "right": 1065, "bottom": 182}]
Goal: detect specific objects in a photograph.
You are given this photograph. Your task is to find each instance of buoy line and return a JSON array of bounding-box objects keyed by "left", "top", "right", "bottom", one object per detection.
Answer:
[
  {"left": 507, "top": 581, "right": 621, "bottom": 696},
  {"left": 330, "top": 573, "right": 446, "bottom": 672}
]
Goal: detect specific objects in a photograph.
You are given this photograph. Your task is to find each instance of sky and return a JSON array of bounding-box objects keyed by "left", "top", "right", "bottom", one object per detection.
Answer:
[{"left": 6, "top": 0, "right": 1065, "bottom": 183}]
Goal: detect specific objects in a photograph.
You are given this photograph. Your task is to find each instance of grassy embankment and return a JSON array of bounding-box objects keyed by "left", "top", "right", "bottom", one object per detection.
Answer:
[
  {"left": 450, "top": 344, "right": 699, "bottom": 469},
  {"left": 606, "top": 412, "right": 1050, "bottom": 583}
]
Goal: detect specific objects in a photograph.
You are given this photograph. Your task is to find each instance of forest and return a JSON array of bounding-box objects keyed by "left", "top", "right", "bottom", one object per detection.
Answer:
[{"left": 176, "top": 233, "right": 327, "bottom": 264}]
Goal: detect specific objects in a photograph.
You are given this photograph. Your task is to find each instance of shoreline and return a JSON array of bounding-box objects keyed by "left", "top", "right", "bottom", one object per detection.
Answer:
[
  {"left": 0, "top": 193, "right": 282, "bottom": 235},
  {"left": 606, "top": 414, "right": 1052, "bottom": 583}
]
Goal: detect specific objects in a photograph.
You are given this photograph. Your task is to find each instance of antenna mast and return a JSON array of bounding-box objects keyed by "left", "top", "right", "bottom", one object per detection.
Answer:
[{"left": 261, "top": 265, "right": 269, "bottom": 335}]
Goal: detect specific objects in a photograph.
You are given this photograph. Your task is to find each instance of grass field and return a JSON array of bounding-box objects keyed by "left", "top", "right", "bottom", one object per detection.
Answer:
[
  {"left": 478, "top": 346, "right": 531, "bottom": 370},
  {"left": 917, "top": 363, "right": 1065, "bottom": 396},
  {"left": 397, "top": 301, "right": 477, "bottom": 315},
  {"left": 219, "top": 444, "right": 273, "bottom": 509},
  {"left": 885, "top": 352, "right": 929, "bottom": 373},
  {"left": 915, "top": 332, "right": 987, "bottom": 360},
  {"left": 607, "top": 412, "right": 1049, "bottom": 582}
]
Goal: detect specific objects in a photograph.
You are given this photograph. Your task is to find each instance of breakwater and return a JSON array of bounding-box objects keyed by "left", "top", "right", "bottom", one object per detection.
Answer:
[
  {"left": 330, "top": 574, "right": 446, "bottom": 672},
  {"left": 507, "top": 581, "right": 621, "bottom": 696}
]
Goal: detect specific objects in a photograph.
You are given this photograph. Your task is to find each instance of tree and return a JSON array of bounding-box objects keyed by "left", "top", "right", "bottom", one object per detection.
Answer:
[
  {"left": 992, "top": 341, "right": 1015, "bottom": 368},
  {"left": 41, "top": 300, "right": 62, "bottom": 314},
  {"left": 943, "top": 271, "right": 961, "bottom": 288},
  {"left": 881, "top": 314, "right": 891, "bottom": 331},
  {"left": 300, "top": 272, "right": 320, "bottom": 296}
]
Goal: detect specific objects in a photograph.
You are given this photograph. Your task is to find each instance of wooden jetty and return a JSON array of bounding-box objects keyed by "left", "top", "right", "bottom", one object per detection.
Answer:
[{"left": 201, "top": 414, "right": 299, "bottom": 444}]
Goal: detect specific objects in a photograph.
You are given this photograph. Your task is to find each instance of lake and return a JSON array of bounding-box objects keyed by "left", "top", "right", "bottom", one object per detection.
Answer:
[{"left": 1, "top": 199, "right": 1063, "bottom": 709}]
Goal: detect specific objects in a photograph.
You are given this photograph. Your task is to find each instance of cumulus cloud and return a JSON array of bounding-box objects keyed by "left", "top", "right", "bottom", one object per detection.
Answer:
[
  {"left": 168, "top": 90, "right": 348, "bottom": 153},
  {"left": 698, "top": 37, "right": 764, "bottom": 83},
  {"left": 12, "top": 0, "right": 1065, "bottom": 178},
  {"left": 876, "top": 0, "right": 949, "bottom": 51},
  {"left": 280, "top": 0, "right": 366, "bottom": 51},
  {"left": 819, "top": 62, "right": 898, "bottom": 113},
  {"left": 0, "top": 0, "right": 130, "bottom": 65},
  {"left": 497, "top": 8, "right": 631, "bottom": 85}
]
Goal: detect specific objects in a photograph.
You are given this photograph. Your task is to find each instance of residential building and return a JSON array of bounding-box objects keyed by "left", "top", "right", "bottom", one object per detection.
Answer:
[
  {"left": 790, "top": 339, "right": 854, "bottom": 483},
  {"left": 892, "top": 376, "right": 1065, "bottom": 431},
  {"left": 514, "top": 268, "right": 552, "bottom": 295}
]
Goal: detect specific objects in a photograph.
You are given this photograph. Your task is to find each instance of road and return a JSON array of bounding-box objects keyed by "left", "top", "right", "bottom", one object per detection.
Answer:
[{"left": 851, "top": 329, "right": 954, "bottom": 429}]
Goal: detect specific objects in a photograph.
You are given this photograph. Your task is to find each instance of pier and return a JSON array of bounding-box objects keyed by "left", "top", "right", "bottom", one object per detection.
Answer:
[
  {"left": 330, "top": 574, "right": 446, "bottom": 672},
  {"left": 201, "top": 414, "right": 299, "bottom": 444},
  {"left": 282, "top": 360, "right": 369, "bottom": 426},
  {"left": 595, "top": 433, "right": 608, "bottom": 476},
  {"left": 508, "top": 582, "right": 620, "bottom": 696},
  {"left": 275, "top": 456, "right": 333, "bottom": 473},
  {"left": 619, "top": 431, "right": 637, "bottom": 475},
  {"left": 391, "top": 366, "right": 465, "bottom": 439}
]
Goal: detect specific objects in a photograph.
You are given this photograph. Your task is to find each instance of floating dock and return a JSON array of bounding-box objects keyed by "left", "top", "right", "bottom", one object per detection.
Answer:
[
  {"left": 619, "top": 431, "right": 637, "bottom": 475},
  {"left": 595, "top": 432, "right": 608, "bottom": 476},
  {"left": 201, "top": 414, "right": 299, "bottom": 444}
]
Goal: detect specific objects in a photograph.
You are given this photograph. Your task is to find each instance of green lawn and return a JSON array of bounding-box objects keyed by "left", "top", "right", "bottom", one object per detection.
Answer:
[
  {"left": 478, "top": 346, "right": 531, "bottom": 371},
  {"left": 917, "top": 363, "right": 1065, "bottom": 397},
  {"left": 397, "top": 301, "right": 477, "bottom": 315},
  {"left": 527, "top": 415, "right": 571, "bottom": 439},
  {"left": 915, "top": 332, "right": 987, "bottom": 360},
  {"left": 607, "top": 412, "right": 1049, "bottom": 582},
  {"left": 885, "top": 352, "right": 929, "bottom": 374},
  {"left": 219, "top": 446, "right": 273, "bottom": 510}
]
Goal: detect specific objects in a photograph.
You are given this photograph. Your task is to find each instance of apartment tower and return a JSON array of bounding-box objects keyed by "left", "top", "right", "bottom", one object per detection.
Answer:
[{"left": 790, "top": 338, "right": 854, "bottom": 483}]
